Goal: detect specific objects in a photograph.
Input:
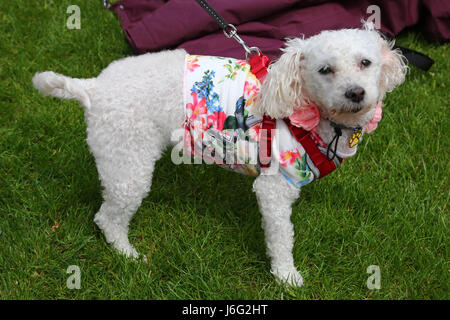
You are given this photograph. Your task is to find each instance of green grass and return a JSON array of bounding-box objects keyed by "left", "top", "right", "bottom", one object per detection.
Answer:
[{"left": 0, "top": 0, "right": 448, "bottom": 299}]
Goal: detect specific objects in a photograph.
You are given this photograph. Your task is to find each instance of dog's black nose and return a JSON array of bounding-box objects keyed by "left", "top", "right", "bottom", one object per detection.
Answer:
[{"left": 345, "top": 86, "right": 365, "bottom": 103}]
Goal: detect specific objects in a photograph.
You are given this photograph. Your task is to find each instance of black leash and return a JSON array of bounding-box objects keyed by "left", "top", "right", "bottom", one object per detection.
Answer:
[
  {"left": 194, "top": 0, "right": 261, "bottom": 60},
  {"left": 194, "top": 0, "right": 228, "bottom": 30}
]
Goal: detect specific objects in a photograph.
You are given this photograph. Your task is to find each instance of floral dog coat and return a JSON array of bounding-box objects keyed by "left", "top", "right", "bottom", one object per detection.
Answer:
[{"left": 183, "top": 55, "right": 342, "bottom": 189}]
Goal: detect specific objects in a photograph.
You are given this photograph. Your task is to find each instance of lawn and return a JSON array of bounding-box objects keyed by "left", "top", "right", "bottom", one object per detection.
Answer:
[{"left": 0, "top": 0, "right": 448, "bottom": 299}]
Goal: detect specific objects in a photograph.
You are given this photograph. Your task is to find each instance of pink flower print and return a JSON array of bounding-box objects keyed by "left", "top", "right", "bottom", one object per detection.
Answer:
[
  {"left": 207, "top": 110, "right": 226, "bottom": 131},
  {"left": 187, "top": 56, "right": 200, "bottom": 72},
  {"left": 244, "top": 80, "right": 259, "bottom": 98},
  {"left": 279, "top": 150, "right": 299, "bottom": 167},
  {"left": 186, "top": 92, "right": 207, "bottom": 121}
]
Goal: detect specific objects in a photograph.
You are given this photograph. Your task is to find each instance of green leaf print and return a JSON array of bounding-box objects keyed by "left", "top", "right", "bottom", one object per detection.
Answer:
[{"left": 295, "top": 156, "right": 313, "bottom": 181}]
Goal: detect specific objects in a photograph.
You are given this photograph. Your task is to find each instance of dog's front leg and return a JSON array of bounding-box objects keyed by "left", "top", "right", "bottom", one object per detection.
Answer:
[{"left": 253, "top": 172, "right": 303, "bottom": 287}]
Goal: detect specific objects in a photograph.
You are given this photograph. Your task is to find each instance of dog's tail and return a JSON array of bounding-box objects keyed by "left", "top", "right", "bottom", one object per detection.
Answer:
[{"left": 32, "top": 71, "right": 92, "bottom": 109}]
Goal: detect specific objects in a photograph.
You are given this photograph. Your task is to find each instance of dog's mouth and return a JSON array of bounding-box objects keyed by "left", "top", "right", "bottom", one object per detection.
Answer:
[
  {"left": 349, "top": 105, "right": 363, "bottom": 113},
  {"left": 342, "top": 104, "right": 364, "bottom": 114},
  {"left": 329, "top": 103, "right": 370, "bottom": 116},
  {"left": 323, "top": 103, "right": 374, "bottom": 129}
]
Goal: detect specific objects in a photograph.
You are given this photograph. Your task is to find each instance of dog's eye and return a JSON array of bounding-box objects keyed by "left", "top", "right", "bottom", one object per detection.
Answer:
[
  {"left": 361, "top": 59, "right": 371, "bottom": 68},
  {"left": 318, "top": 66, "right": 333, "bottom": 75}
]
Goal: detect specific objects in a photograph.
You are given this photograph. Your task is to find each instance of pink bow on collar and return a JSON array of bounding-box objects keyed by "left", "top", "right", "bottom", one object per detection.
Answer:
[
  {"left": 288, "top": 101, "right": 383, "bottom": 133},
  {"left": 364, "top": 101, "right": 383, "bottom": 133},
  {"left": 288, "top": 103, "right": 321, "bottom": 131}
]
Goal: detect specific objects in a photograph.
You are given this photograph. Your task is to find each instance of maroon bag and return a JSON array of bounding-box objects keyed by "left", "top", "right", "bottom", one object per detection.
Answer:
[{"left": 109, "top": 0, "right": 449, "bottom": 61}]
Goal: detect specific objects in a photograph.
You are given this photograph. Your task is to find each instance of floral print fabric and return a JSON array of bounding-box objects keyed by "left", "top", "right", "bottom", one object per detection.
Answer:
[
  {"left": 183, "top": 55, "right": 323, "bottom": 188},
  {"left": 184, "top": 55, "right": 262, "bottom": 176}
]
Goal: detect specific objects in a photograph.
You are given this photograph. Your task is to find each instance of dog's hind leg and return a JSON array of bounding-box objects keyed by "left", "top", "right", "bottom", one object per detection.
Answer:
[
  {"left": 88, "top": 109, "right": 166, "bottom": 259},
  {"left": 92, "top": 145, "right": 162, "bottom": 259},
  {"left": 253, "top": 173, "right": 303, "bottom": 287}
]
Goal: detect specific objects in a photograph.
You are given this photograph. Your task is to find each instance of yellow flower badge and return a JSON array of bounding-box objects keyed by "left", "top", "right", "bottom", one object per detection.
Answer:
[{"left": 349, "top": 127, "right": 363, "bottom": 148}]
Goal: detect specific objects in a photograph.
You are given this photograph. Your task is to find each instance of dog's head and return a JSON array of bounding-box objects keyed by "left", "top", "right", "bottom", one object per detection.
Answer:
[{"left": 254, "top": 23, "right": 407, "bottom": 128}]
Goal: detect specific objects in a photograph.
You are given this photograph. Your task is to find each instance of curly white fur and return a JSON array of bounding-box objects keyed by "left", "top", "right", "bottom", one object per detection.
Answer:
[{"left": 32, "top": 27, "right": 406, "bottom": 287}]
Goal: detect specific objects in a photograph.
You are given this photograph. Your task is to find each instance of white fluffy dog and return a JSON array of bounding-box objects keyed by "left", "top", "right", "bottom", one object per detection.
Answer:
[{"left": 32, "top": 24, "right": 406, "bottom": 287}]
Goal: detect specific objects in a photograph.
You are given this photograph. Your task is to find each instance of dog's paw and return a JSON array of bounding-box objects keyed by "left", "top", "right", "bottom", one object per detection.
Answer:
[
  {"left": 114, "top": 242, "right": 140, "bottom": 259},
  {"left": 112, "top": 241, "right": 149, "bottom": 263},
  {"left": 118, "top": 245, "right": 149, "bottom": 264},
  {"left": 272, "top": 267, "right": 304, "bottom": 287}
]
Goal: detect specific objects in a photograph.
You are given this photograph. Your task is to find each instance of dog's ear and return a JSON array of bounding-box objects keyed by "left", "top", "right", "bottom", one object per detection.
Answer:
[
  {"left": 253, "top": 38, "right": 305, "bottom": 119},
  {"left": 378, "top": 36, "right": 408, "bottom": 99}
]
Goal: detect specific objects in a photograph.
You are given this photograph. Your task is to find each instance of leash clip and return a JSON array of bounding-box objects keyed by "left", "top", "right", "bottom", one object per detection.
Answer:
[{"left": 224, "top": 24, "right": 261, "bottom": 61}]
